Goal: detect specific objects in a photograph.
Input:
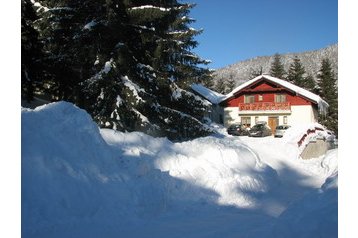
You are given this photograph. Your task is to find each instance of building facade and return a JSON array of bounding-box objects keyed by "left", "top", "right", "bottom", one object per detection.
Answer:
[{"left": 219, "top": 75, "right": 328, "bottom": 133}]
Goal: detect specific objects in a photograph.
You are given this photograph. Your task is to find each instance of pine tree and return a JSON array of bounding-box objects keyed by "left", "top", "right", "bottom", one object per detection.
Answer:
[
  {"left": 270, "top": 53, "right": 286, "bottom": 79},
  {"left": 317, "top": 58, "right": 338, "bottom": 135},
  {"left": 287, "top": 56, "right": 306, "bottom": 87},
  {"left": 225, "top": 75, "right": 236, "bottom": 94},
  {"left": 121, "top": 1, "right": 213, "bottom": 139},
  {"left": 201, "top": 69, "right": 215, "bottom": 90},
  {"left": 215, "top": 77, "right": 227, "bottom": 94},
  {"left": 21, "top": 0, "right": 44, "bottom": 102},
  {"left": 250, "top": 66, "right": 263, "bottom": 78},
  {"left": 303, "top": 73, "right": 316, "bottom": 92},
  {"left": 28, "top": 0, "right": 213, "bottom": 140}
]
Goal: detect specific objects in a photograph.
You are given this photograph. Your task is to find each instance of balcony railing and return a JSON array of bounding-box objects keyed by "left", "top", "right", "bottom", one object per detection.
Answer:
[{"left": 238, "top": 102, "right": 291, "bottom": 111}]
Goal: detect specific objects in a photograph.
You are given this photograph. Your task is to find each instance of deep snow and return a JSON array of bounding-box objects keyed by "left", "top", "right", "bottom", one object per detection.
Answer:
[{"left": 21, "top": 102, "right": 337, "bottom": 238}]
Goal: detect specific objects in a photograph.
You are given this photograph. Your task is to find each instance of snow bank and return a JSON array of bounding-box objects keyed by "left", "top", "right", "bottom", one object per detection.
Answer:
[
  {"left": 22, "top": 102, "right": 129, "bottom": 236},
  {"left": 282, "top": 123, "right": 333, "bottom": 153},
  {"left": 272, "top": 152, "right": 338, "bottom": 238},
  {"left": 101, "top": 129, "right": 278, "bottom": 208},
  {"left": 22, "top": 102, "right": 337, "bottom": 238},
  {"left": 157, "top": 137, "right": 278, "bottom": 207},
  {"left": 22, "top": 101, "right": 277, "bottom": 237},
  {"left": 22, "top": 102, "right": 173, "bottom": 236}
]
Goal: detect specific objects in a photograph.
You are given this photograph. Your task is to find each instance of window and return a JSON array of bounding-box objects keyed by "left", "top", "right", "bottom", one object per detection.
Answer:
[
  {"left": 244, "top": 95, "right": 255, "bottom": 103},
  {"left": 241, "top": 117, "right": 251, "bottom": 128},
  {"left": 275, "top": 94, "right": 286, "bottom": 103},
  {"left": 258, "top": 95, "right": 263, "bottom": 101},
  {"left": 255, "top": 116, "right": 259, "bottom": 124},
  {"left": 283, "top": 116, "right": 288, "bottom": 124}
]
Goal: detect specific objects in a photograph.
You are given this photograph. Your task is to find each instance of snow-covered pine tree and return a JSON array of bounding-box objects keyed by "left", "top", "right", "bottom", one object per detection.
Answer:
[
  {"left": 303, "top": 73, "right": 316, "bottom": 92},
  {"left": 317, "top": 58, "right": 338, "bottom": 135},
  {"left": 31, "top": 0, "right": 213, "bottom": 140},
  {"left": 226, "top": 74, "right": 236, "bottom": 93},
  {"left": 214, "top": 77, "right": 227, "bottom": 94},
  {"left": 287, "top": 56, "right": 306, "bottom": 86},
  {"left": 249, "top": 66, "right": 263, "bottom": 78},
  {"left": 33, "top": 0, "right": 81, "bottom": 101},
  {"left": 121, "top": 1, "right": 213, "bottom": 140},
  {"left": 21, "top": 0, "right": 44, "bottom": 102},
  {"left": 270, "top": 53, "right": 286, "bottom": 79}
]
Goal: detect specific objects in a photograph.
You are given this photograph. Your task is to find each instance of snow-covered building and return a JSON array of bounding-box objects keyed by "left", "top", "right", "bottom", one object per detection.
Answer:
[
  {"left": 191, "top": 83, "right": 225, "bottom": 124},
  {"left": 220, "top": 75, "right": 329, "bottom": 133}
]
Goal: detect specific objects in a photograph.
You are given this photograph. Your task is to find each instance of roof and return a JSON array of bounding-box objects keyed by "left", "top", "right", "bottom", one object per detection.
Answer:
[
  {"left": 191, "top": 84, "right": 225, "bottom": 104},
  {"left": 221, "top": 75, "right": 329, "bottom": 114}
]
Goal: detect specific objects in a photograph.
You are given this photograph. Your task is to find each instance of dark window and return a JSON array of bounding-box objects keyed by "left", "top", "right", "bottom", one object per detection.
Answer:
[{"left": 241, "top": 117, "right": 251, "bottom": 127}]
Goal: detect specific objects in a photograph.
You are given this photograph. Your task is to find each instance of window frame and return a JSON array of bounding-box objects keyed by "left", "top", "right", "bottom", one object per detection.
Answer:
[
  {"left": 275, "top": 94, "right": 286, "bottom": 103},
  {"left": 244, "top": 95, "right": 255, "bottom": 103},
  {"left": 241, "top": 116, "right": 251, "bottom": 128}
]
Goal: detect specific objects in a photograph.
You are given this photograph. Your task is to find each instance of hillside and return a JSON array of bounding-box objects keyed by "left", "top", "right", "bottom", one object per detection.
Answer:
[{"left": 213, "top": 44, "right": 338, "bottom": 87}]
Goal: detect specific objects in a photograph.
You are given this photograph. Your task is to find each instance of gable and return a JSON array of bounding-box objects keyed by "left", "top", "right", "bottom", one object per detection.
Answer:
[
  {"left": 221, "top": 88, "right": 313, "bottom": 107},
  {"left": 221, "top": 75, "right": 327, "bottom": 105},
  {"left": 237, "top": 79, "right": 293, "bottom": 94}
]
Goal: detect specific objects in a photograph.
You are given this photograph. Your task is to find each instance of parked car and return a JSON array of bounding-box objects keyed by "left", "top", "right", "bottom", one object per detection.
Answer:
[
  {"left": 249, "top": 123, "right": 272, "bottom": 137},
  {"left": 227, "top": 123, "right": 249, "bottom": 136},
  {"left": 274, "top": 125, "right": 291, "bottom": 138}
]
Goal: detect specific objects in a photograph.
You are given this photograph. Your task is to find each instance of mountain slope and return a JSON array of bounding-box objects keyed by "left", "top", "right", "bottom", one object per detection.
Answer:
[{"left": 213, "top": 44, "right": 338, "bottom": 86}]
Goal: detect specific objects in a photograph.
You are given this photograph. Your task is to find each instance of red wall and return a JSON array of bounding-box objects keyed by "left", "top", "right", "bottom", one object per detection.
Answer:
[{"left": 223, "top": 81, "right": 313, "bottom": 107}]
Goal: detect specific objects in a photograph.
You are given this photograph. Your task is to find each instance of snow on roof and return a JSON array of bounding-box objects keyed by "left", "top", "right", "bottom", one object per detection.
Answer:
[
  {"left": 191, "top": 84, "right": 225, "bottom": 104},
  {"left": 221, "top": 75, "right": 329, "bottom": 114}
]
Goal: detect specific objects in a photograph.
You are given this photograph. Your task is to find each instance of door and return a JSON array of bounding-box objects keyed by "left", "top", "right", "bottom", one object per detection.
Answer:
[{"left": 268, "top": 117, "right": 279, "bottom": 134}]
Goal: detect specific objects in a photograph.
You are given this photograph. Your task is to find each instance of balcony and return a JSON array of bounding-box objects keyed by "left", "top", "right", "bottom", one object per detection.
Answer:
[{"left": 238, "top": 102, "right": 291, "bottom": 113}]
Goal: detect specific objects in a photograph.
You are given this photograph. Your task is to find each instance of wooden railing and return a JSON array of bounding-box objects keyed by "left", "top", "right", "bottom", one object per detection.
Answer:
[{"left": 238, "top": 102, "right": 291, "bottom": 111}]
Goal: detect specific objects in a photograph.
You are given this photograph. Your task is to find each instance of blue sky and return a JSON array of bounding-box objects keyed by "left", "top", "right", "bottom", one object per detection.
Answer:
[{"left": 188, "top": 0, "right": 338, "bottom": 69}]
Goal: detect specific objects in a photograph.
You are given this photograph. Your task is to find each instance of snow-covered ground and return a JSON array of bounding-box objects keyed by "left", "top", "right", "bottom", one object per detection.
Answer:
[{"left": 21, "top": 102, "right": 337, "bottom": 238}]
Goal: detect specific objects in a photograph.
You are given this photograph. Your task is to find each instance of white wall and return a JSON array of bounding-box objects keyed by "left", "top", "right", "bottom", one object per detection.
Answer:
[
  {"left": 223, "top": 105, "right": 318, "bottom": 128},
  {"left": 223, "top": 107, "right": 240, "bottom": 127},
  {"left": 289, "top": 105, "right": 317, "bottom": 125}
]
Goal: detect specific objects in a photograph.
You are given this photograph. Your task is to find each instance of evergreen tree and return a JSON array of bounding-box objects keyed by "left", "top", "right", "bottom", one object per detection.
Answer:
[
  {"left": 33, "top": 0, "right": 112, "bottom": 105},
  {"left": 121, "top": 1, "right": 213, "bottom": 139},
  {"left": 250, "top": 66, "right": 263, "bottom": 78},
  {"left": 201, "top": 69, "right": 215, "bottom": 90},
  {"left": 225, "top": 75, "right": 236, "bottom": 94},
  {"left": 29, "top": 0, "right": 213, "bottom": 140},
  {"left": 21, "top": 0, "right": 44, "bottom": 102},
  {"left": 270, "top": 53, "right": 286, "bottom": 79},
  {"left": 303, "top": 73, "right": 316, "bottom": 92},
  {"left": 317, "top": 58, "right": 338, "bottom": 135},
  {"left": 287, "top": 56, "right": 306, "bottom": 87},
  {"left": 215, "top": 77, "right": 227, "bottom": 94}
]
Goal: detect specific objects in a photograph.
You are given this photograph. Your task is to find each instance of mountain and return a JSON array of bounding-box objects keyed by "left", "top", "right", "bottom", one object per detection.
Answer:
[{"left": 213, "top": 44, "right": 338, "bottom": 88}]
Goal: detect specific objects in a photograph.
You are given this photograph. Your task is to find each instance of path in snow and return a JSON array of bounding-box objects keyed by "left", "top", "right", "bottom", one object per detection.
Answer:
[{"left": 235, "top": 135, "right": 335, "bottom": 216}]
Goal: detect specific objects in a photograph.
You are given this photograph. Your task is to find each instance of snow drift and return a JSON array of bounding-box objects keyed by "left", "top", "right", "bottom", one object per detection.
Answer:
[
  {"left": 273, "top": 154, "right": 338, "bottom": 238},
  {"left": 22, "top": 102, "right": 338, "bottom": 238},
  {"left": 22, "top": 102, "right": 276, "bottom": 237}
]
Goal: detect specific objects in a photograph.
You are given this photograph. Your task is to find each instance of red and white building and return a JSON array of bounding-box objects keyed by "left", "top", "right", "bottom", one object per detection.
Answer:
[{"left": 219, "top": 75, "right": 329, "bottom": 133}]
